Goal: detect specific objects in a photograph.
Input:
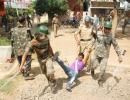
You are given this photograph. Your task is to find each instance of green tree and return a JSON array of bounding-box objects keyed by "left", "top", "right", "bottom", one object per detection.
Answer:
[
  {"left": 27, "top": 1, "right": 36, "bottom": 15},
  {"left": 35, "top": 0, "right": 68, "bottom": 23}
]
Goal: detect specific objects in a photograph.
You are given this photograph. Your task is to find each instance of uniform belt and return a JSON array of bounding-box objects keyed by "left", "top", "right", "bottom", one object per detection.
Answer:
[
  {"left": 39, "top": 51, "right": 49, "bottom": 60},
  {"left": 80, "top": 39, "right": 90, "bottom": 41}
]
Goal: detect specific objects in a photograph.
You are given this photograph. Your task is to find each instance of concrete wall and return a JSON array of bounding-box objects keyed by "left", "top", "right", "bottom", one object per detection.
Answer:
[{"left": 0, "top": 46, "right": 12, "bottom": 63}]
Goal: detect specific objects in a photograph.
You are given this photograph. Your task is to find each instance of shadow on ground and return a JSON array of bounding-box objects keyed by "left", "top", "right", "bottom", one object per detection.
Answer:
[
  {"left": 31, "top": 66, "right": 41, "bottom": 77},
  {"left": 93, "top": 72, "right": 113, "bottom": 83}
]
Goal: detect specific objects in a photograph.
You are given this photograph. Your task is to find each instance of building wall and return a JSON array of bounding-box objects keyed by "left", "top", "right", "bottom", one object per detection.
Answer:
[{"left": 89, "top": 0, "right": 120, "bottom": 16}]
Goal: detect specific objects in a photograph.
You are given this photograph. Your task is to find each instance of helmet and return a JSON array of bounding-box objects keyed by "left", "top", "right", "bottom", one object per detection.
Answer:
[
  {"left": 104, "top": 21, "right": 112, "bottom": 29},
  {"left": 35, "top": 25, "right": 50, "bottom": 38},
  {"left": 84, "top": 16, "right": 91, "bottom": 23},
  {"left": 18, "top": 16, "right": 26, "bottom": 23}
]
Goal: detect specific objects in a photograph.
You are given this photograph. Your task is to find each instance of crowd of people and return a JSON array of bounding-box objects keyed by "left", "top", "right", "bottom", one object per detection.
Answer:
[{"left": 7, "top": 11, "right": 125, "bottom": 93}]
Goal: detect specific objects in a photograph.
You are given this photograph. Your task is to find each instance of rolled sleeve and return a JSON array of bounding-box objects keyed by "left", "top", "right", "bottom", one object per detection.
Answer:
[{"left": 25, "top": 42, "right": 32, "bottom": 54}]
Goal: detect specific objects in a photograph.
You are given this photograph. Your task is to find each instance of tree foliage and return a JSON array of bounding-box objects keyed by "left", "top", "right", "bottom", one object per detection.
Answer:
[
  {"left": 27, "top": 1, "right": 36, "bottom": 15},
  {"left": 35, "top": 0, "right": 69, "bottom": 16}
]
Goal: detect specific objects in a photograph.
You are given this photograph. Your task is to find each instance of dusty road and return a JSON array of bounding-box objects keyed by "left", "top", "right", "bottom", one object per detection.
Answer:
[
  {"left": 13, "top": 27, "right": 130, "bottom": 100},
  {"left": 0, "top": 17, "right": 130, "bottom": 100}
]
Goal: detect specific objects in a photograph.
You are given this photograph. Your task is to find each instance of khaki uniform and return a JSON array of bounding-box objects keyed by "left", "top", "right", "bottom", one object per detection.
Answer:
[
  {"left": 75, "top": 24, "right": 93, "bottom": 52},
  {"left": 25, "top": 38, "right": 55, "bottom": 79},
  {"left": 52, "top": 17, "right": 60, "bottom": 37},
  {"left": 91, "top": 31, "right": 122, "bottom": 79}
]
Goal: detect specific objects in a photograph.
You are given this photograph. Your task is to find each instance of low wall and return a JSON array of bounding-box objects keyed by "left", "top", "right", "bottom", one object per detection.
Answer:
[{"left": 0, "top": 46, "right": 12, "bottom": 64}]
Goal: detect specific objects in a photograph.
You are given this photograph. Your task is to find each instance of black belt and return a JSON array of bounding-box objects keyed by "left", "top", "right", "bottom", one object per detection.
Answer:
[{"left": 80, "top": 39, "right": 90, "bottom": 41}]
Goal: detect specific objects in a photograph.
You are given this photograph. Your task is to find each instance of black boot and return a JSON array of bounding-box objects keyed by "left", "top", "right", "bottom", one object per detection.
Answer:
[
  {"left": 47, "top": 74, "right": 56, "bottom": 92},
  {"left": 66, "top": 83, "right": 72, "bottom": 92},
  {"left": 98, "top": 79, "right": 103, "bottom": 87},
  {"left": 98, "top": 74, "right": 104, "bottom": 87},
  {"left": 91, "top": 69, "right": 95, "bottom": 78}
]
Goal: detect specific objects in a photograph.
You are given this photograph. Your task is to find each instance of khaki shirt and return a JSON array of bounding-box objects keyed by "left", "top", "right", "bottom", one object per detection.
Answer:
[
  {"left": 25, "top": 38, "right": 52, "bottom": 60},
  {"left": 52, "top": 17, "right": 60, "bottom": 27},
  {"left": 75, "top": 25, "right": 93, "bottom": 41}
]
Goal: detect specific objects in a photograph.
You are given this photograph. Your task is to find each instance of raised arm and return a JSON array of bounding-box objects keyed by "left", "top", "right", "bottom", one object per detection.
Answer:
[
  {"left": 74, "top": 29, "right": 81, "bottom": 45},
  {"left": 82, "top": 48, "right": 92, "bottom": 64}
]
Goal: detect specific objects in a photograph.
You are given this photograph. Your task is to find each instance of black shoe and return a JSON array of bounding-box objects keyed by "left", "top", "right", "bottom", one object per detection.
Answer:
[
  {"left": 66, "top": 84, "right": 72, "bottom": 92},
  {"left": 49, "top": 80, "right": 57, "bottom": 92},
  {"left": 98, "top": 80, "right": 103, "bottom": 87},
  {"left": 91, "top": 70, "right": 95, "bottom": 78}
]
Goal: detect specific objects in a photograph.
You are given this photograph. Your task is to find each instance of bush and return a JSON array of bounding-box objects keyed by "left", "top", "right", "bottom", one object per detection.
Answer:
[{"left": 0, "top": 37, "right": 11, "bottom": 46}]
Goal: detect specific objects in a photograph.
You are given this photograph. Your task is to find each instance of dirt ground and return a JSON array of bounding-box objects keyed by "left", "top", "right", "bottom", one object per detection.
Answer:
[{"left": 0, "top": 17, "right": 130, "bottom": 100}]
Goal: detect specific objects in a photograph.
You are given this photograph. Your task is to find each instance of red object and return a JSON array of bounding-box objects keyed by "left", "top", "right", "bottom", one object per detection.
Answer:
[
  {"left": 68, "top": 0, "right": 81, "bottom": 11},
  {"left": 0, "top": 0, "right": 6, "bottom": 16},
  {"left": 68, "top": 0, "right": 83, "bottom": 17}
]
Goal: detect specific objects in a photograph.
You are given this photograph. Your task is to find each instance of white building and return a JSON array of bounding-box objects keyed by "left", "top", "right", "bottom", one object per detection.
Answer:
[{"left": 4, "top": 0, "right": 33, "bottom": 9}]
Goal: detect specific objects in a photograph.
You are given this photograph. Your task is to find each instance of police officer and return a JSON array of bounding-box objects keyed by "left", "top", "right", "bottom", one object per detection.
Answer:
[
  {"left": 74, "top": 18, "right": 93, "bottom": 54},
  {"left": 52, "top": 14, "right": 60, "bottom": 38},
  {"left": 10, "top": 17, "right": 33, "bottom": 80},
  {"left": 19, "top": 25, "right": 56, "bottom": 90},
  {"left": 90, "top": 21, "right": 123, "bottom": 87}
]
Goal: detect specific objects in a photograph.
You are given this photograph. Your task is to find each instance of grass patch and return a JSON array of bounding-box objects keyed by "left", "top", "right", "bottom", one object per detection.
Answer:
[
  {"left": 0, "top": 37, "right": 11, "bottom": 46},
  {"left": 0, "top": 79, "right": 14, "bottom": 94},
  {"left": 0, "top": 74, "right": 23, "bottom": 94}
]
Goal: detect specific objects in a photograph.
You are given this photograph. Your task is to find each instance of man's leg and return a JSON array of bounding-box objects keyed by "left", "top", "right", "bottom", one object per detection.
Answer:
[
  {"left": 54, "top": 25, "right": 56, "bottom": 37},
  {"left": 38, "top": 59, "right": 47, "bottom": 75},
  {"left": 98, "top": 58, "right": 108, "bottom": 87},
  {"left": 17, "top": 55, "right": 22, "bottom": 65},
  {"left": 55, "top": 57, "right": 72, "bottom": 77},
  {"left": 46, "top": 58, "right": 56, "bottom": 91},
  {"left": 91, "top": 56, "right": 100, "bottom": 78},
  {"left": 24, "top": 55, "right": 32, "bottom": 78},
  {"left": 66, "top": 71, "right": 78, "bottom": 91},
  {"left": 29, "top": 21, "right": 32, "bottom": 27}
]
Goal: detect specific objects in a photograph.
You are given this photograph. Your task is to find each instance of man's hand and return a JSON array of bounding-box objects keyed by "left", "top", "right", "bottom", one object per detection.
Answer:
[
  {"left": 118, "top": 57, "right": 123, "bottom": 63},
  {"left": 19, "top": 66, "right": 26, "bottom": 72},
  {"left": 6, "top": 57, "right": 15, "bottom": 63}
]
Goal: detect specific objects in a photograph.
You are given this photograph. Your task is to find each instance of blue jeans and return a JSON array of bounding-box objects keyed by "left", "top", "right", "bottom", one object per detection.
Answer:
[
  {"left": 56, "top": 58, "right": 77, "bottom": 86},
  {"left": 17, "top": 55, "right": 31, "bottom": 77}
]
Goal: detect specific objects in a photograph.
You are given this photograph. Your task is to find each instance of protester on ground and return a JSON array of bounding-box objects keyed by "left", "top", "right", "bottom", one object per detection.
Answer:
[{"left": 54, "top": 48, "right": 91, "bottom": 91}]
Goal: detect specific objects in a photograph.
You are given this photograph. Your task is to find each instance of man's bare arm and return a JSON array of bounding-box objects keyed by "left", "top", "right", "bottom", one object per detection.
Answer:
[
  {"left": 74, "top": 29, "right": 81, "bottom": 45},
  {"left": 82, "top": 48, "right": 92, "bottom": 64},
  {"left": 19, "top": 42, "right": 32, "bottom": 69}
]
